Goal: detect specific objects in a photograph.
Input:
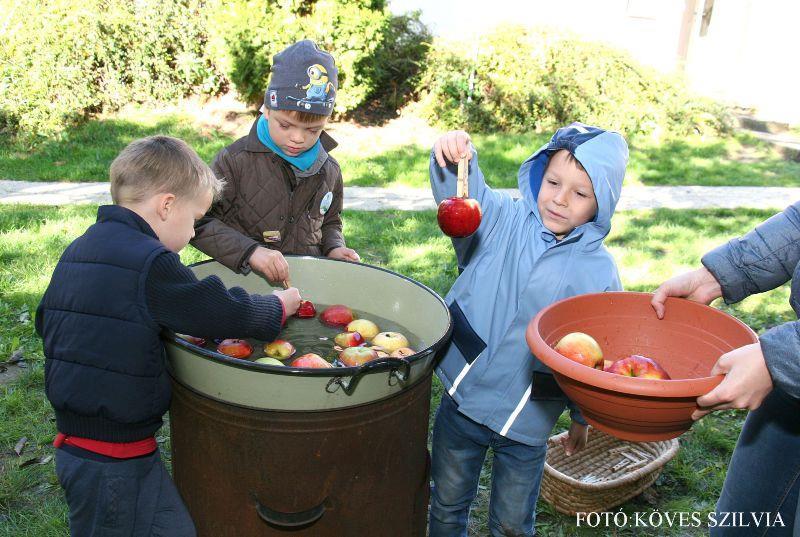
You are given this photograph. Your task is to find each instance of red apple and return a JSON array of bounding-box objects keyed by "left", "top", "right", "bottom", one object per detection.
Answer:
[
  {"left": 338, "top": 346, "right": 379, "bottom": 367},
  {"left": 553, "top": 332, "right": 604, "bottom": 369},
  {"left": 177, "top": 334, "right": 206, "bottom": 346},
  {"left": 334, "top": 331, "right": 365, "bottom": 348},
  {"left": 390, "top": 347, "right": 416, "bottom": 359},
  {"left": 216, "top": 338, "right": 253, "bottom": 359},
  {"left": 294, "top": 300, "right": 316, "bottom": 319},
  {"left": 437, "top": 197, "right": 482, "bottom": 238},
  {"left": 263, "top": 339, "right": 296, "bottom": 359},
  {"left": 320, "top": 305, "right": 355, "bottom": 328},
  {"left": 290, "top": 353, "right": 333, "bottom": 369},
  {"left": 606, "top": 355, "right": 671, "bottom": 380}
]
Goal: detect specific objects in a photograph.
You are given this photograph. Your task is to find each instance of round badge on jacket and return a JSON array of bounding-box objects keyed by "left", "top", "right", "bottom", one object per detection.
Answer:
[{"left": 320, "top": 191, "right": 333, "bottom": 215}]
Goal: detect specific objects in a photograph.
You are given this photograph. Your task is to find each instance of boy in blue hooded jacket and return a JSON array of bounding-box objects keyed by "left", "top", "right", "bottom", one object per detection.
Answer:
[{"left": 428, "top": 124, "right": 628, "bottom": 537}]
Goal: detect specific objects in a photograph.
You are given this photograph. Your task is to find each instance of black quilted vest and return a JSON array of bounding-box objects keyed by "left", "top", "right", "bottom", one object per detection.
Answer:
[{"left": 36, "top": 205, "right": 170, "bottom": 442}]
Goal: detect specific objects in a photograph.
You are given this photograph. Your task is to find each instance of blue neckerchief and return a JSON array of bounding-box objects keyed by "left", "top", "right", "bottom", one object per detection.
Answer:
[{"left": 257, "top": 115, "right": 320, "bottom": 171}]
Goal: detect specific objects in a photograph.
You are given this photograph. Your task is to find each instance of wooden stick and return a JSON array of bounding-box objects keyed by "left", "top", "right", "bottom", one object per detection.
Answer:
[{"left": 456, "top": 155, "right": 468, "bottom": 198}]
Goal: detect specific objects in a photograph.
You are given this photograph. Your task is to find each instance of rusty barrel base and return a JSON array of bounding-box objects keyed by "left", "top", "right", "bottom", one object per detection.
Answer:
[{"left": 170, "top": 375, "right": 432, "bottom": 536}]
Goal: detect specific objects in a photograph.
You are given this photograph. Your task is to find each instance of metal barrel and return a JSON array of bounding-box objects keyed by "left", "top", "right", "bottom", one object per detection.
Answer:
[{"left": 170, "top": 374, "right": 433, "bottom": 536}]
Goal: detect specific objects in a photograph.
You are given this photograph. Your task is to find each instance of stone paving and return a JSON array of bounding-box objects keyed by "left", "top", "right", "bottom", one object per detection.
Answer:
[{"left": 2, "top": 179, "right": 799, "bottom": 210}]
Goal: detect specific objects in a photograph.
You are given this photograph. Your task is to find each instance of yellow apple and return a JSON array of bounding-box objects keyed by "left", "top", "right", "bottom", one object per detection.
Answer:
[
  {"left": 346, "top": 319, "right": 380, "bottom": 340},
  {"left": 372, "top": 332, "right": 409, "bottom": 353}
]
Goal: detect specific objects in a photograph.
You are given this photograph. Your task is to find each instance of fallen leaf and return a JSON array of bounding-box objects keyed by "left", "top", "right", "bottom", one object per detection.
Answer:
[
  {"left": 14, "top": 437, "right": 27, "bottom": 456},
  {"left": 19, "top": 455, "right": 52, "bottom": 468},
  {"left": 7, "top": 349, "right": 24, "bottom": 364},
  {"left": 19, "top": 457, "right": 41, "bottom": 468}
]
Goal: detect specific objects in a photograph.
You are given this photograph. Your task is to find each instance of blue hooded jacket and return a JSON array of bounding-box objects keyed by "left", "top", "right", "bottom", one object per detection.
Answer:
[{"left": 430, "top": 123, "right": 628, "bottom": 446}]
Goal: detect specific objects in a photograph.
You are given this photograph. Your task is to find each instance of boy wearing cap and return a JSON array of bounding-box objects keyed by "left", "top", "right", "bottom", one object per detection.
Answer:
[{"left": 193, "top": 40, "right": 360, "bottom": 282}]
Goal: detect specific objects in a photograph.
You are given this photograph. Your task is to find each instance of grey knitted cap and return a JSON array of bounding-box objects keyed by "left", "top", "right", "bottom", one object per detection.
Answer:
[{"left": 264, "top": 40, "right": 337, "bottom": 116}]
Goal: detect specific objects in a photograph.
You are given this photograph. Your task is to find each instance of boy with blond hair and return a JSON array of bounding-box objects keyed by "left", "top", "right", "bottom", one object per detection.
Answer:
[
  {"left": 193, "top": 40, "right": 359, "bottom": 282},
  {"left": 36, "top": 136, "right": 300, "bottom": 536}
]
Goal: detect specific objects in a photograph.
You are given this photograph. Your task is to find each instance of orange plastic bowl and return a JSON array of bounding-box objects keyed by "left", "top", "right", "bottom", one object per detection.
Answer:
[{"left": 526, "top": 292, "right": 758, "bottom": 442}]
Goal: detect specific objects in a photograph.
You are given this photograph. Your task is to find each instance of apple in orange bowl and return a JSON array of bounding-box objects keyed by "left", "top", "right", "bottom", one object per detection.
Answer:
[
  {"left": 606, "top": 355, "right": 671, "bottom": 380},
  {"left": 553, "top": 332, "right": 604, "bottom": 369},
  {"left": 526, "top": 291, "right": 758, "bottom": 442}
]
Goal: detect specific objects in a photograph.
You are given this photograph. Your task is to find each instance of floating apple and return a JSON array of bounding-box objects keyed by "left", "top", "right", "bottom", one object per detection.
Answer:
[
  {"left": 334, "top": 331, "right": 365, "bottom": 348},
  {"left": 177, "top": 334, "right": 206, "bottom": 346},
  {"left": 263, "top": 339, "right": 296, "bottom": 359},
  {"left": 390, "top": 347, "right": 416, "bottom": 359},
  {"left": 339, "top": 346, "right": 379, "bottom": 367},
  {"left": 216, "top": 338, "right": 253, "bottom": 359},
  {"left": 346, "top": 319, "right": 380, "bottom": 340},
  {"left": 606, "top": 355, "right": 671, "bottom": 380},
  {"left": 295, "top": 300, "right": 316, "bottom": 319},
  {"left": 437, "top": 197, "right": 482, "bottom": 238},
  {"left": 553, "top": 332, "right": 604, "bottom": 369},
  {"left": 320, "top": 305, "right": 355, "bottom": 328},
  {"left": 290, "top": 353, "right": 332, "bottom": 369},
  {"left": 372, "top": 332, "right": 409, "bottom": 354},
  {"left": 254, "top": 357, "right": 285, "bottom": 366}
]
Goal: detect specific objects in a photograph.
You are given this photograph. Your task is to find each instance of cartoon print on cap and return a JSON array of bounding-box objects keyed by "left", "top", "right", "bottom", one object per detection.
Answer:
[{"left": 289, "top": 64, "right": 335, "bottom": 111}]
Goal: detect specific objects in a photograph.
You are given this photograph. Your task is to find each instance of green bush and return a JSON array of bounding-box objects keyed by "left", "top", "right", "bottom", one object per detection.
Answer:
[
  {"left": 0, "top": 0, "right": 224, "bottom": 141},
  {"left": 205, "top": 0, "right": 393, "bottom": 114},
  {"left": 360, "top": 11, "right": 432, "bottom": 115},
  {"left": 413, "top": 26, "right": 732, "bottom": 139}
]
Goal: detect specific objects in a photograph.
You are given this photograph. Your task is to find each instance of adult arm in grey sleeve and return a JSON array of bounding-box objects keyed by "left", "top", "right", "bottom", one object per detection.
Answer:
[
  {"left": 701, "top": 201, "right": 800, "bottom": 399},
  {"left": 701, "top": 201, "right": 800, "bottom": 304}
]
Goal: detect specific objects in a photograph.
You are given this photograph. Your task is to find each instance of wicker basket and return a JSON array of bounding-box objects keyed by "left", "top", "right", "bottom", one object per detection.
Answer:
[{"left": 540, "top": 426, "right": 679, "bottom": 515}]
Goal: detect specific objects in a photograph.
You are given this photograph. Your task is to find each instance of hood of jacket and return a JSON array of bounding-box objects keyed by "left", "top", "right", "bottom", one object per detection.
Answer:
[{"left": 517, "top": 123, "right": 628, "bottom": 250}]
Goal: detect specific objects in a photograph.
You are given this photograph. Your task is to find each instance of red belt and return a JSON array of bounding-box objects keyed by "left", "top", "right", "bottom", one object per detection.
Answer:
[{"left": 54, "top": 432, "right": 157, "bottom": 459}]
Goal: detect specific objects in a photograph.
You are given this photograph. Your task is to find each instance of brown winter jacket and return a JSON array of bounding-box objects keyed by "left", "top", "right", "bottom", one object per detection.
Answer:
[{"left": 192, "top": 119, "right": 346, "bottom": 272}]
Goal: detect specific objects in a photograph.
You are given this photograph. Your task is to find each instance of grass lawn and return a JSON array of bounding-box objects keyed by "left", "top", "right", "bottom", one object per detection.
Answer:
[
  {"left": 0, "top": 203, "right": 793, "bottom": 536},
  {"left": 1, "top": 102, "right": 798, "bottom": 188}
]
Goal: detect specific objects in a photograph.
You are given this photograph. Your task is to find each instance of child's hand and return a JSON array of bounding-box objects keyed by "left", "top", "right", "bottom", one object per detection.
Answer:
[
  {"left": 273, "top": 287, "right": 301, "bottom": 317},
  {"left": 434, "top": 130, "right": 473, "bottom": 167},
  {"left": 692, "top": 342, "right": 773, "bottom": 420},
  {"left": 327, "top": 247, "right": 360, "bottom": 262},
  {"left": 249, "top": 247, "right": 289, "bottom": 282},
  {"left": 560, "top": 422, "right": 588, "bottom": 456}
]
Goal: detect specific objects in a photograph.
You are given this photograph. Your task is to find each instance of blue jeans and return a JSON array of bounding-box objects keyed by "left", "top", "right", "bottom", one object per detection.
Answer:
[
  {"left": 55, "top": 446, "right": 196, "bottom": 537},
  {"left": 711, "top": 388, "right": 800, "bottom": 536},
  {"left": 429, "top": 394, "right": 547, "bottom": 537}
]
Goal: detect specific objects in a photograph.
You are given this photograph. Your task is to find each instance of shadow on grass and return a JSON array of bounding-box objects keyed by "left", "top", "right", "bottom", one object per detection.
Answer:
[
  {"left": 630, "top": 135, "right": 800, "bottom": 187},
  {"left": 0, "top": 116, "right": 235, "bottom": 182},
  {"left": 607, "top": 208, "right": 779, "bottom": 249}
]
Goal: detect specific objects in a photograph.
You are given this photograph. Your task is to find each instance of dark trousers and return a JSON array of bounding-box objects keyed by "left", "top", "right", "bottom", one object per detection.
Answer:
[
  {"left": 55, "top": 447, "right": 195, "bottom": 537},
  {"left": 429, "top": 394, "right": 547, "bottom": 537},
  {"left": 712, "top": 389, "right": 800, "bottom": 536}
]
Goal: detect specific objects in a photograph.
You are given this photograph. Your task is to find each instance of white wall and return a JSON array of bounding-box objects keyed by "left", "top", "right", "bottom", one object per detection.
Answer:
[
  {"left": 391, "top": 0, "right": 799, "bottom": 123},
  {"left": 685, "top": 0, "right": 800, "bottom": 123}
]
